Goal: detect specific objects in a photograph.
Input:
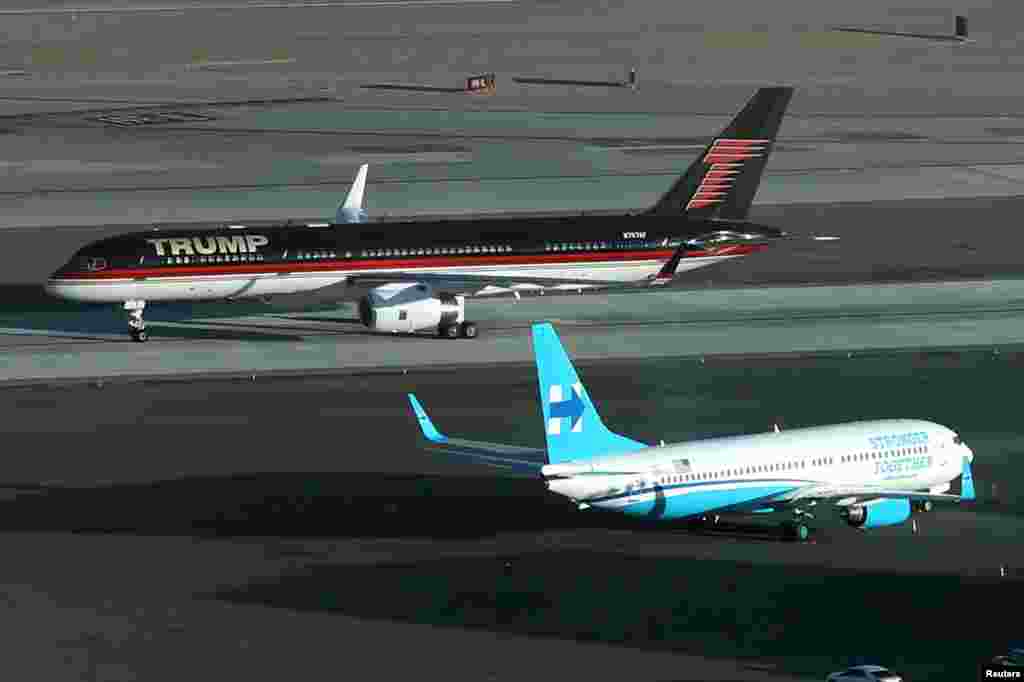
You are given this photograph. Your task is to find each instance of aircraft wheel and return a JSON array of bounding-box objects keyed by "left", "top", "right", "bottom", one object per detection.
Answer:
[
  {"left": 783, "top": 521, "right": 809, "bottom": 542},
  {"left": 130, "top": 329, "right": 148, "bottom": 343},
  {"left": 912, "top": 500, "right": 933, "bottom": 513},
  {"left": 459, "top": 321, "right": 478, "bottom": 339},
  {"left": 439, "top": 324, "right": 459, "bottom": 339}
]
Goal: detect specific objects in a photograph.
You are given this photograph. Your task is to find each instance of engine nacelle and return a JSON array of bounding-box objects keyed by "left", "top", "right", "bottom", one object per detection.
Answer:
[
  {"left": 358, "top": 283, "right": 461, "bottom": 333},
  {"left": 842, "top": 498, "right": 912, "bottom": 529}
]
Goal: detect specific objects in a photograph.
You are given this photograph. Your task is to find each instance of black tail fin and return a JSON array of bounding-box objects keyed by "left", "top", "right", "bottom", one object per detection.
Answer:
[
  {"left": 644, "top": 86, "right": 793, "bottom": 221},
  {"left": 955, "top": 15, "right": 967, "bottom": 39}
]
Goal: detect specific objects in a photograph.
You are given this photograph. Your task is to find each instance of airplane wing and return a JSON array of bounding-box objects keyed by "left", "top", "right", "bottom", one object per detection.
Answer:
[
  {"left": 348, "top": 270, "right": 663, "bottom": 296},
  {"left": 407, "top": 394, "right": 548, "bottom": 475}
]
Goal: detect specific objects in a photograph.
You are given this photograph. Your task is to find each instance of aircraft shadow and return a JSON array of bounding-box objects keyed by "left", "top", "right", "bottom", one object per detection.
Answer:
[
  {"left": 205, "top": 543, "right": 1017, "bottom": 682},
  {"left": 0, "top": 283, "right": 348, "bottom": 342},
  {"left": 0, "top": 471, "right": 767, "bottom": 539},
  {"left": 2, "top": 474, "right": 1013, "bottom": 680}
]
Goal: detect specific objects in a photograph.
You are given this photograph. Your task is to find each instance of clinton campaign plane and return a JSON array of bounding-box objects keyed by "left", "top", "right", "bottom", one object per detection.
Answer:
[
  {"left": 407, "top": 323, "right": 976, "bottom": 541},
  {"left": 46, "top": 88, "right": 793, "bottom": 342}
]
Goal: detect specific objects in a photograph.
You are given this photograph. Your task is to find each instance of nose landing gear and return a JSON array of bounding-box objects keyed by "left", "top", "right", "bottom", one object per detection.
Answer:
[{"left": 124, "top": 300, "right": 148, "bottom": 342}]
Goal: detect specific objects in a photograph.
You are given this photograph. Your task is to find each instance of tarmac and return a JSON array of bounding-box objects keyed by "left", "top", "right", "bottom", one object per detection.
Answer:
[
  {"left": 0, "top": 352, "right": 1020, "bottom": 682},
  {"left": 4, "top": 0, "right": 1024, "bottom": 679},
  {"left": 5, "top": 277, "right": 1024, "bottom": 383}
]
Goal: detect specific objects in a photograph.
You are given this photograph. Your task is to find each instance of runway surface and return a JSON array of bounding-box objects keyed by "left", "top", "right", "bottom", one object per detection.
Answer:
[
  {"left": 5, "top": 1, "right": 1024, "bottom": 679},
  {"left": 6, "top": 277, "right": 1024, "bottom": 383},
  {"left": 1, "top": 352, "right": 1020, "bottom": 681},
  {"left": 2, "top": 1, "right": 1024, "bottom": 228}
]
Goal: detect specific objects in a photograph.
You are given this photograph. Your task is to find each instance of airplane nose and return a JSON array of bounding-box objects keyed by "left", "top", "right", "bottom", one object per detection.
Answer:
[{"left": 43, "top": 276, "right": 65, "bottom": 299}]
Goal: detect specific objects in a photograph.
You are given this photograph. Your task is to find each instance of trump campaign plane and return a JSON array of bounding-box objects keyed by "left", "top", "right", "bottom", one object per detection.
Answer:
[
  {"left": 46, "top": 88, "right": 793, "bottom": 342},
  {"left": 407, "top": 323, "right": 976, "bottom": 541}
]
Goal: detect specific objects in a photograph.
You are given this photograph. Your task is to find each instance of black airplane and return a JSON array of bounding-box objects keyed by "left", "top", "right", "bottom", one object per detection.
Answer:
[{"left": 46, "top": 86, "right": 794, "bottom": 342}]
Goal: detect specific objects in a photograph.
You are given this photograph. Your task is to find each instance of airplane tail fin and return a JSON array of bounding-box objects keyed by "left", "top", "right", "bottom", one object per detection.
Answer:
[
  {"left": 531, "top": 322, "right": 648, "bottom": 464},
  {"left": 955, "top": 15, "right": 967, "bottom": 40},
  {"left": 336, "top": 163, "right": 369, "bottom": 223},
  {"left": 644, "top": 87, "right": 793, "bottom": 221}
]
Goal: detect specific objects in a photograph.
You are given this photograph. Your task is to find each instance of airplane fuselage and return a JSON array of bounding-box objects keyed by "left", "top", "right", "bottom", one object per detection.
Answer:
[
  {"left": 46, "top": 214, "right": 779, "bottom": 304},
  {"left": 543, "top": 419, "right": 973, "bottom": 520}
]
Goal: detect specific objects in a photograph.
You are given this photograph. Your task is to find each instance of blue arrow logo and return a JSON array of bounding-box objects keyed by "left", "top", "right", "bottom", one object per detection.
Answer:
[{"left": 550, "top": 385, "right": 584, "bottom": 432}]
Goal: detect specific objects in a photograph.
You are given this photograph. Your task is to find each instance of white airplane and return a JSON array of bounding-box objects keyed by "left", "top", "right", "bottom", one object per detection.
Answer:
[{"left": 408, "top": 322, "right": 976, "bottom": 541}]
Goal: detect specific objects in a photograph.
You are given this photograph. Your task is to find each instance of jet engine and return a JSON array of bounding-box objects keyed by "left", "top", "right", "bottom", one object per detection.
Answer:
[
  {"left": 841, "top": 498, "right": 912, "bottom": 528},
  {"left": 358, "top": 283, "right": 475, "bottom": 337}
]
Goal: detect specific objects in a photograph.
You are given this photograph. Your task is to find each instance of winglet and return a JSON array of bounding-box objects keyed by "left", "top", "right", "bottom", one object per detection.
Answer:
[
  {"left": 960, "top": 456, "right": 976, "bottom": 502},
  {"left": 408, "top": 393, "right": 448, "bottom": 444},
  {"left": 336, "top": 163, "right": 369, "bottom": 223}
]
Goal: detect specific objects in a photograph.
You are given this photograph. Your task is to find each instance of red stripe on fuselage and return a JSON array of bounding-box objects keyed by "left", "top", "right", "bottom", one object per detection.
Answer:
[{"left": 53, "top": 249, "right": 683, "bottom": 281}]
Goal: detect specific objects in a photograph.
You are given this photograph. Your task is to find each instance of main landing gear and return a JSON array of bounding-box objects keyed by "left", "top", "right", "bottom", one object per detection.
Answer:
[
  {"left": 124, "top": 300, "right": 148, "bottom": 342},
  {"left": 781, "top": 521, "right": 810, "bottom": 542},
  {"left": 782, "top": 506, "right": 814, "bottom": 542},
  {"left": 437, "top": 321, "right": 478, "bottom": 339},
  {"left": 910, "top": 500, "right": 932, "bottom": 536}
]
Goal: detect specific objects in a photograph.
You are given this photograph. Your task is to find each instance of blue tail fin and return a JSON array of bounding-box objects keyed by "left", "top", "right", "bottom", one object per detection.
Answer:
[{"left": 531, "top": 322, "right": 649, "bottom": 464}]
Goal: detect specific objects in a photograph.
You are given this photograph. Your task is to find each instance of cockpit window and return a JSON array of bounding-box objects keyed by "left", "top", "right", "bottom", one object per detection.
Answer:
[
  {"left": 953, "top": 436, "right": 963, "bottom": 445},
  {"left": 83, "top": 257, "right": 107, "bottom": 272}
]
